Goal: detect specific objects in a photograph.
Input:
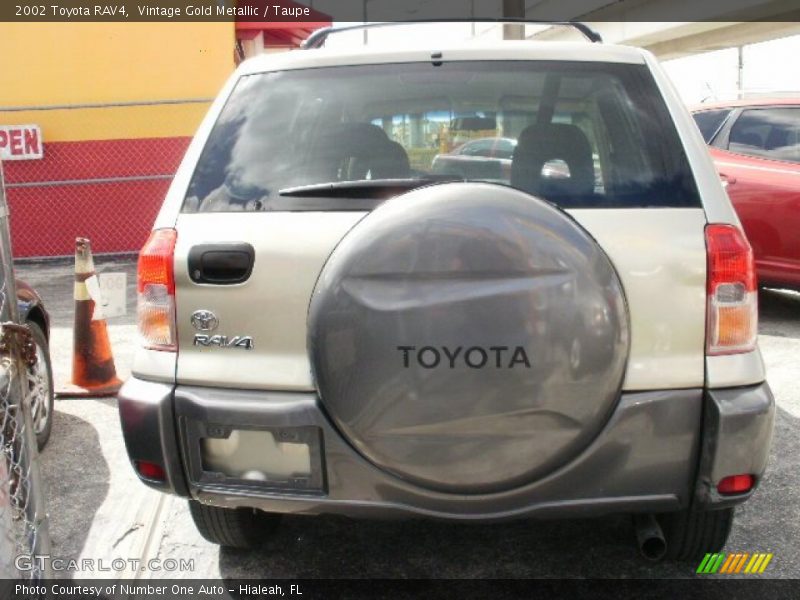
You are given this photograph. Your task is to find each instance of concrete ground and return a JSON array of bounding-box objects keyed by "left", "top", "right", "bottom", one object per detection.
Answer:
[{"left": 14, "top": 256, "right": 800, "bottom": 579}]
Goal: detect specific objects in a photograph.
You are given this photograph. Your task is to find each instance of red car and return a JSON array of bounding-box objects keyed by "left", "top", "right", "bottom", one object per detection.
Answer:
[{"left": 692, "top": 99, "right": 800, "bottom": 290}]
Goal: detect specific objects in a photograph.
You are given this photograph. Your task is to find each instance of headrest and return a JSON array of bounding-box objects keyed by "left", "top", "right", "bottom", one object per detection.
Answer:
[{"left": 511, "top": 123, "right": 594, "bottom": 198}]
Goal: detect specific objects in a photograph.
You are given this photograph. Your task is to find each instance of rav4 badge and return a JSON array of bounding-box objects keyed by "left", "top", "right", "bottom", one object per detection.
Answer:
[{"left": 193, "top": 335, "right": 254, "bottom": 350}]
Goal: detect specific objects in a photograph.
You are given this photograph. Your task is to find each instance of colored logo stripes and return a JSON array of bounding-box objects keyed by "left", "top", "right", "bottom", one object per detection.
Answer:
[{"left": 697, "top": 552, "right": 773, "bottom": 574}]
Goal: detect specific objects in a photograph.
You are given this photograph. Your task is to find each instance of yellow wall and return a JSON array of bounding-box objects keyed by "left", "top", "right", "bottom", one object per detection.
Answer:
[{"left": 0, "top": 23, "right": 234, "bottom": 141}]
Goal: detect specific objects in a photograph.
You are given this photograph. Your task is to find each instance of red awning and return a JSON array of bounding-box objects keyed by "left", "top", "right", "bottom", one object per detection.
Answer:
[{"left": 235, "top": 1, "right": 331, "bottom": 49}]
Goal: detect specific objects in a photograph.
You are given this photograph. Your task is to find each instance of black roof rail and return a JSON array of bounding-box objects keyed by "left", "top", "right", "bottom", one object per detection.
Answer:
[{"left": 302, "top": 20, "right": 603, "bottom": 49}]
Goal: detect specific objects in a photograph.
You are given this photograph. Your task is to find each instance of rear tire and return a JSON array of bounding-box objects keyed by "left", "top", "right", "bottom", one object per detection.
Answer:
[
  {"left": 188, "top": 500, "right": 281, "bottom": 549},
  {"left": 659, "top": 507, "right": 734, "bottom": 561}
]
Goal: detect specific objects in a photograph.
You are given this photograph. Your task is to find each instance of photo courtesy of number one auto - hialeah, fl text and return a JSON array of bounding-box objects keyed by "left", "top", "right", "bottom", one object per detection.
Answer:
[{"left": 1, "top": 0, "right": 799, "bottom": 598}]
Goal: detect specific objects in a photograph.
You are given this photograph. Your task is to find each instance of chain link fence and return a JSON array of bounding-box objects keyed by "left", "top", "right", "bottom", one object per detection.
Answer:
[
  {"left": 1, "top": 165, "right": 51, "bottom": 580},
  {"left": 1, "top": 99, "right": 211, "bottom": 259}
]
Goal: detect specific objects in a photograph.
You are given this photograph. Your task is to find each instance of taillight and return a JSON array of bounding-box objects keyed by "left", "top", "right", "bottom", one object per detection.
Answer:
[
  {"left": 135, "top": 460, "right": 166, "bottom": 482},
  {"left": 138, "top": 229, "right": 177, "bottom": 351},
  {"left": 706, "top": 224, "right": 757, "bottom": 355},
  {"left": 717, "top": 474, "right": 755, "bottom": 495}
]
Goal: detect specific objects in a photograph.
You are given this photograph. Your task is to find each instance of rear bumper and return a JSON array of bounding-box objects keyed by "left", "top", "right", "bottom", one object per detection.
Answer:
[
  {"left": 694, "top": 384, "right": 775, "bottom": 508},
  {"left": 117, "top": 378, "right": 774, "bottom": 520}
]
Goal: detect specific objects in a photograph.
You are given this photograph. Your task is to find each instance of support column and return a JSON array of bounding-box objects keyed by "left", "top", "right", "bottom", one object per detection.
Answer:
[
  {"left": 241, "top": 31, "right": 264, "bottom": 59},
  {"left": 503, "top": 0, "right": 525, "bottom": 40}
]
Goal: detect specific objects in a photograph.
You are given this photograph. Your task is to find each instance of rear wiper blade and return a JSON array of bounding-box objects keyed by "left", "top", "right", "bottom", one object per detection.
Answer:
[{"left": 278, "top": 177, "right": 460, "bottom": 198}]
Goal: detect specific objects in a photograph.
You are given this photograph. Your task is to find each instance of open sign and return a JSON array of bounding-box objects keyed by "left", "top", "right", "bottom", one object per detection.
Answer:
[{"left": 0, "top": 125, "right": 43, "bottom": 161}]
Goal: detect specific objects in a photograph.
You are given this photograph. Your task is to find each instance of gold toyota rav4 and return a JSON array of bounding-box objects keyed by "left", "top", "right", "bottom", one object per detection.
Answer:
[{"left": 118, "top": 23, "right": 775, "bottom": 561}]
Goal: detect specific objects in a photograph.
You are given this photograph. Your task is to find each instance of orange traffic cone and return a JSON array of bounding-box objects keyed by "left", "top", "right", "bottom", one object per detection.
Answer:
[{"left": 56, "top": 238, "right": 123, "bottom": 398}]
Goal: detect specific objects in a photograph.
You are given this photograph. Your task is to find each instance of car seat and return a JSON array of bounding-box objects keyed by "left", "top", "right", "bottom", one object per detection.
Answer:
[{"left": 306, "top": 123, "right": 410, "bottom": 182}]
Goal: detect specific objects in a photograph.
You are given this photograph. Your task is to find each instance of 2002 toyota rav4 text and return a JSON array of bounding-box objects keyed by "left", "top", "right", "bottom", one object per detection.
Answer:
[{"left": 119, "top": 25, "right": 775, "bottom": 561}]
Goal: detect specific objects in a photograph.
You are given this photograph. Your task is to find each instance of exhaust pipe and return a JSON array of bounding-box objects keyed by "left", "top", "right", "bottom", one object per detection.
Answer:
[{"left": 634, "top": 514, "right": 667, "bottom": 561}]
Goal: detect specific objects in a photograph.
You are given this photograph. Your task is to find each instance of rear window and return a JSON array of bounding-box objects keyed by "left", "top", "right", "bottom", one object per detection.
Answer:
[{"left": 183, "top": 61, "right": 700, "bottom": 213}]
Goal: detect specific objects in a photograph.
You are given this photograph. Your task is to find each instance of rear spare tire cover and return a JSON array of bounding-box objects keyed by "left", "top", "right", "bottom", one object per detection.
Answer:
[{"left": 309, "top": 183, "right": 629, "bottom": 494}]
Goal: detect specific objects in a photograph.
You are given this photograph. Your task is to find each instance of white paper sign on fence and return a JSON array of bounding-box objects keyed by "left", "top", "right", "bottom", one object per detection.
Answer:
[{"left": 98, "top": 272, "right": 127, "bottom": 319}]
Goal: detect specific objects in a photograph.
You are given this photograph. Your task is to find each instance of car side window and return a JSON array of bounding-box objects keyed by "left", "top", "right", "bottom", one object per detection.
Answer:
[
  {"left": 492, "top": 139, "right": 516, "bottom": 159},
  {"left": 728, "top": 108, "right": 800, "bottom": 163},
  {"left": 460, "top": 140, "right": 494, "bottom": 157},
  {"left": 692, "top": 109, "right": 731, "bottom": 143}
]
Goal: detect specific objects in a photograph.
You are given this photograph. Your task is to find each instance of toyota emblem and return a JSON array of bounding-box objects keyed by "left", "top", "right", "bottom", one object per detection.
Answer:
[{"left": 191, "top": 310, "right": 219, "bottom": 332}]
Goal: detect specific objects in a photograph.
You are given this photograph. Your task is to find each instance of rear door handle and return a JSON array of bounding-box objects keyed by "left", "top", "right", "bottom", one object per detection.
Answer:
[
  {"left": 719, "top": 172, "right": 737, "bottom": 186},
  {"left": 188, "top": 243, "right": 255, "bottom": 285}
]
